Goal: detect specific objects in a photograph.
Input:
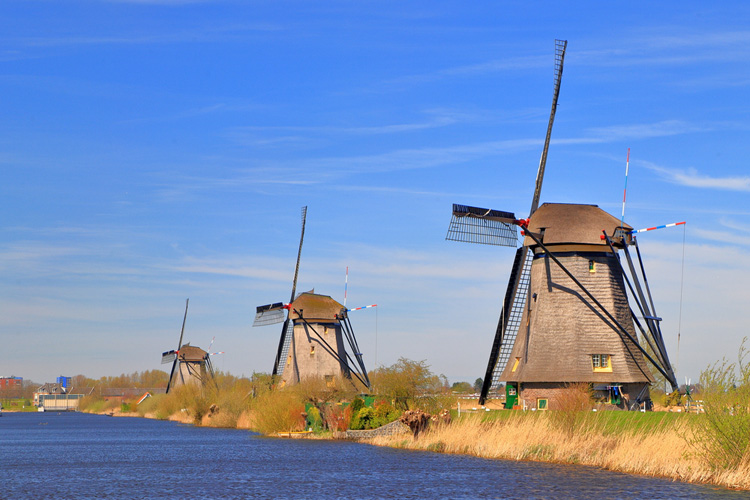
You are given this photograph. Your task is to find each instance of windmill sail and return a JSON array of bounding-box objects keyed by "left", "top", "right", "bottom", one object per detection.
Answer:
[
  {"left": 442, "top": 41, "right": 571, "bottom": 405},
  {"left": 272, "top": 206, "right": 307, "bottom": 377},
  {"left": 529, "top": 39, "right": 567, "bottom": 215},
  {"left": 446, "top": 204, "right": 518, "bottom": 247},
  {"left": 161, "top": 350, "right": 177, "bottom": 364},
  {"left": 478, "top": 246, "right": 533, "bottom": 404},
  {"left": 253, "top": 302, "right": 286, "bottom": 327},
  {"left": 166, "top": 298, "right": 189, "bottom": 394}
]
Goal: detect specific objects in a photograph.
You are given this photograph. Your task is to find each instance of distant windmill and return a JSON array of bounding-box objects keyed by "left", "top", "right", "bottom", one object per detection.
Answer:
[
  {"left": 446, "top": 40, "right": 677, "bottom": 411},
  {"left": 161, "top": 299, "right": 216, "bottom": 393},
  {"left": 253, "top": 209, "right": 370, "bottom": 388}
]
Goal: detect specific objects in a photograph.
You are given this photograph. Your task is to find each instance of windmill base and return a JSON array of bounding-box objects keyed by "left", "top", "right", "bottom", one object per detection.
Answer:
[{"left": 512, "top": 382, "right": 650, "bottom": 411}]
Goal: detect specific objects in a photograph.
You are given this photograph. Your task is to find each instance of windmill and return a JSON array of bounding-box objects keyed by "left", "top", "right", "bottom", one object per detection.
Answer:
[
  {"left": 446, "top": 39, "right": 678, "bottom": 411},
  {"left": 161, "top": 299, "right": 216, "bottom": 393},
  {"left": 252, "top": 209, "right": 370, "bottom": 389}
]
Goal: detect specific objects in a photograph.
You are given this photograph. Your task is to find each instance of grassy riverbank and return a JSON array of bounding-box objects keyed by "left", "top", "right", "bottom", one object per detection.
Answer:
[{"left": 368, "top": 410, "right": 750, "bottom": 490}]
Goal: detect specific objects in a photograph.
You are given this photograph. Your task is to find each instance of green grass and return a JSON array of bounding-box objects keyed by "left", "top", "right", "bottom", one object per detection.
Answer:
[
  {"left": 586, "top": 409, "right": 689, "bottom": 436},
  {"left": 1, "top": 398, "right": 36, "bottom": 412},
  {"left": 454, "top": 407, "right": 690, "bottom": 436}
]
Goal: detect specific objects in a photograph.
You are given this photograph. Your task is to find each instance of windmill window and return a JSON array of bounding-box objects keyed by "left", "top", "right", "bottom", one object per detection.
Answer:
[
  {"left": 537, "top": 398, "right": 548, "bottom": 410},
  {"left": 325, "top": 375, "right": 335, "bottom": 388},
  {"left": 310, "top": 346, "right": 315, "bottom": 355},
  {"left": 589, "top": 260, "right": 596, "bottom": 273},
  {"left": 592, "top": 354, "right": 612, "bottom": 372}
]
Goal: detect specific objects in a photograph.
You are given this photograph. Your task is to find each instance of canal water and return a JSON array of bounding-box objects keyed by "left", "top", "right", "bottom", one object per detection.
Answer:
[{"left": 0, "top": 412, "right": 743, "bottom": 499}]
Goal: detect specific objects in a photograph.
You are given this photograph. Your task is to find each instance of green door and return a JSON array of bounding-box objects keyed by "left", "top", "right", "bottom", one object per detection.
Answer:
[{"left": 505, "top": 383, "right": 519, "bottom": 409}]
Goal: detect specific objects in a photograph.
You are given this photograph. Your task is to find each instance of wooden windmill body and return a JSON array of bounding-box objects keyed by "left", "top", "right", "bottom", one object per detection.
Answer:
[
  {"left": 281, "top": 292, "right": 350, "bottom": 387},
  {"left": 499, "top": 203, "right": 653, "bottom": 409},
  {"left": 174, "top": 344, "right": 212, "bottom": 389}
]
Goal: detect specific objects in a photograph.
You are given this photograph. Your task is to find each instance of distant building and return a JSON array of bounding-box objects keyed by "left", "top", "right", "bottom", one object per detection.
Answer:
[
  {"left": 0, "top": 376, "right": 23, "bottom": 389},
  {"left": 33, "top": 382, "right": 67, "bottom": 406}
]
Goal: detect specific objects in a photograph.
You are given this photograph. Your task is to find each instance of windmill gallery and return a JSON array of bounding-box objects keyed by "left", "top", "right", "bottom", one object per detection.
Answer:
[{"left": 159, "top": 40, "right": 680, "bottom": 413}]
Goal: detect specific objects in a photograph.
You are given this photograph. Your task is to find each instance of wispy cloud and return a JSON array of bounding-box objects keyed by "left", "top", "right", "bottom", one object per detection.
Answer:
[
  {"left": 380, "top": 54, "right": 549, "bottom": 88},
  {"left": 693, "top": 228, "right": 750, "bottom": 247},
  {"left": 5, "top": 23, "right": 283, "bottom": 49},
  {"left": 225, "top": 109, "right": 473, "bottom": 147},
  {"left": 719, "top": 218, "right": 750, "bottom": 234},
  {"left": 646, "top": 164, "right": 750, "bottom": 192},
  {"left": 158, "top": 118, "right": 713, "bottom": 200},
  {"left": 580, "top": 120, "right": 707, "bottom": 142}
]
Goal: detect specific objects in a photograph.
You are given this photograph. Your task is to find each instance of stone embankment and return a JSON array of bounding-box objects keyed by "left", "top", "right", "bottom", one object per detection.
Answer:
[{"left": 336, "top": 419, "right": 410, "bottom": 440}]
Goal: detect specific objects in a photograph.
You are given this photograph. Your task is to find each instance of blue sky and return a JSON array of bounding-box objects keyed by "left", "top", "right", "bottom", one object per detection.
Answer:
[{"left": 1, "top": 1, "right": 749, "bottom": 386}]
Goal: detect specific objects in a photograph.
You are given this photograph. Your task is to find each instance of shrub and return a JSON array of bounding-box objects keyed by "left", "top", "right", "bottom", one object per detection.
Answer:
[
  {"left": 352, "top": 407, "right": 376, "bottom": 430},
  {"left": 306, "top": 406, "right": 323, "bottom": 432},
  {"left": 374, "top": 400, "right": 400, "bottom": 427},
  {"left": 689, "top": 337, "right": 750, "bottom": 470},
  {"left": 349, "top": 397, "right": 365, "bottom": 428},
  {"left": 369, "top": 358, "right": 443, "bottom": 410},
  {"left": 548, "top": 383, "right": 594, "bottom": 436},
  {"left": 248, "top": 388, "right": 306, "bottom": 434},
  {"left": 323, "top": 404, "right": 348, "bottom": 432}
]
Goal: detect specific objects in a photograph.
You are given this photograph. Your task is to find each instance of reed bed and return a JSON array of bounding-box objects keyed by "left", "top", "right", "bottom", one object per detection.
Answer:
[{"left": 368, "top": 411, "right": 750, "bottom": 490}]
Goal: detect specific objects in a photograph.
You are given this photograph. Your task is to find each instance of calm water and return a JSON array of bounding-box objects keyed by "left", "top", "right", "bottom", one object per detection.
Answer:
[{"left": 0, "top": 412, "right": 743, "bottom": 499}]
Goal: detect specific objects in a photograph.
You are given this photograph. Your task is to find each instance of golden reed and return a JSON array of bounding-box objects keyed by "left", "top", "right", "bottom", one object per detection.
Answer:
[{"left": 368, "top": 412, "right": 750, "bottom": 490}]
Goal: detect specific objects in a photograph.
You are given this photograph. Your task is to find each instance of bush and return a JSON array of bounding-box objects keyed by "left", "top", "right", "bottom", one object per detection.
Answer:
[
  {"left": 306, "top": 406, "right": 324, "bottom": 432},
  {"left": 349, "top": 397, "right": 365, "bottom": 428},
  {"left": 323, "top": 404, "right": 348, "bottom": 432},
  {"left": 248, "top": 388, "right": 306, "bottom": 434},
  {"left": 374, "top": 400, "right": 401, "bottom": 427},
  {"left": 548, "top": 383, "right": 594, "bottom": 436},
  {"left": 690, "top": 337, "right": 750, "bottom": 470},
  {"left": 351, "top": 407, "right": 376, "bottom": 430},
  {"left": 369, "top": 358, "right": 443, "bottom": 410}
]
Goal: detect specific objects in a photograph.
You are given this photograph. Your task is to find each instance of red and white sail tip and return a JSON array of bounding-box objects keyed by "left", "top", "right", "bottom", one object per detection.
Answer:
[
  {"left": 631, "top": 221, "right": 686, "bottom": 234},
  {"left": 347, "top": 304, "right": 377, "bottom": 312}
]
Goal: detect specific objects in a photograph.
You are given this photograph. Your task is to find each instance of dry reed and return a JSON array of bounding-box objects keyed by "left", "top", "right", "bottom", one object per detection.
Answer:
[{"left": 368, "top": 412, "right": 750, "bottom": 490}]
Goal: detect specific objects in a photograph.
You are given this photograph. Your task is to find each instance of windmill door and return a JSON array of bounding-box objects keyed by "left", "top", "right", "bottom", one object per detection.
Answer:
[{"left": 505, "top": 383, "right": 519, "bottom": 409}]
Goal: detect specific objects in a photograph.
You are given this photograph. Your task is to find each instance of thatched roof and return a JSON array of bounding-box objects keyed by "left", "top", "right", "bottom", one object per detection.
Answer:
[
  {"left": 178, "top": 344, "right": 207, "bottom": 362},
  {"left": 523, "top": 203, "right": 632, "bottom": 248},
  {"left": 289, "top": 292, "right": 343, "bottom": 323}
]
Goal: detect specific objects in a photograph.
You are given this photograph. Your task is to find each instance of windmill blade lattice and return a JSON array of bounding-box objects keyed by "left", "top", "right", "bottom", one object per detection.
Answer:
[
  {"left": 253, "top": 302, "right": 286, "bottom": 327},
  {"left": 161, "top": 350, "right": 177, "bottom": 365},
  {"left": 166, "top": 298, "right": 189, "bottom": 394},
  {"left": 479, "top": 246, "right": 533, "bottom": 404},
  {"left": 446, "top": 204, "right": 518, "bottom": 247}
]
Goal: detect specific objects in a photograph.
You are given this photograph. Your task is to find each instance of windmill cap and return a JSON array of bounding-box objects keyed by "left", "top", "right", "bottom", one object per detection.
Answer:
[
  {"left": 178, "top": 344, "right": 208, "bottom": 361},
  {"left": 289, "top": 292, "right": 343, "bottom": 322},
  {"left": 524, "top": 203, "right": 632, "bottom": 248}
]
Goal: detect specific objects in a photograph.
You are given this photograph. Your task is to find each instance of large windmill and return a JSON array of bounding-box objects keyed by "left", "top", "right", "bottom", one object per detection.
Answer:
[
  {"left": 252, "top": 208, "right": 370, "bottom": 389},
  {"left": 161, "top": 299, "right": 216, "bottom": 393},
  {"left": 446, "top": 40, "right": 677, "bottom": 411}
]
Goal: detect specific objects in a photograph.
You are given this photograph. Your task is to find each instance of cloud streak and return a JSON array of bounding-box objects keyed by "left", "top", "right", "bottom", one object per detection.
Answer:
[{"left": 647, "top": 165, "right": 750, "bottom": 192}]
